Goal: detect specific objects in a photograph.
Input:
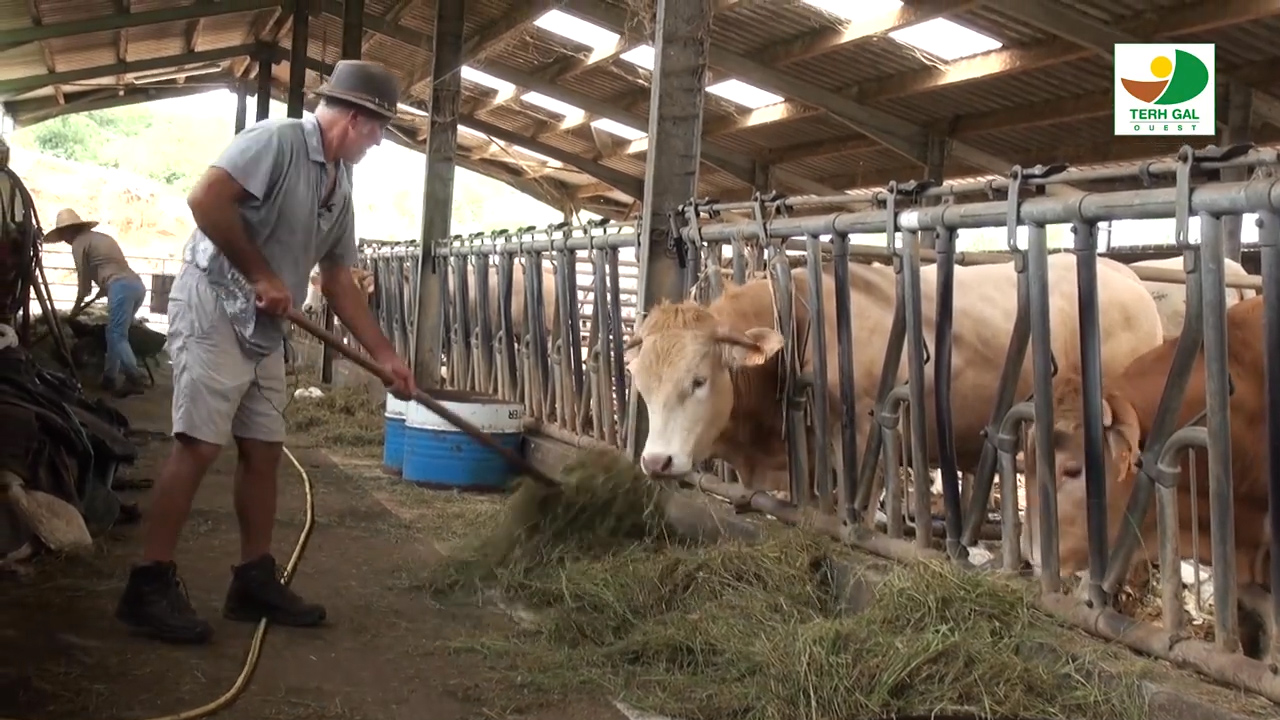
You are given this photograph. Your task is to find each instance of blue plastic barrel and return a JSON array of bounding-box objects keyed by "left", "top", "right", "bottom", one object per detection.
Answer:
[
  {"left": 382, "top": 395, "right": 407, "bottom": 476},
  {"left": 402, "top": 397, "right": 525, "bottom": 491}
]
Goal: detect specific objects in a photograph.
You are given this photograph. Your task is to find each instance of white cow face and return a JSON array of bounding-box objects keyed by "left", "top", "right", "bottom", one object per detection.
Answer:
[
  {"left": 624, "top": 302, "right": 783, "bottom": 477},
  {"left": 1022, "top": 376, "right": 1142, "bottom": 578}
]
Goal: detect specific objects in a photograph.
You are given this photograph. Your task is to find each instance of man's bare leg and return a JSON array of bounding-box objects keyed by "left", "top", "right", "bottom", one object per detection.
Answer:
[
  {"left": 116, "top": 435, "right": 222, "bottom": 644},
  {"left": 221, "top": 436, "right": 326, "bottom": 627},
  {"left": 141, "top": 435, "right": 222, "bottom": 562}
]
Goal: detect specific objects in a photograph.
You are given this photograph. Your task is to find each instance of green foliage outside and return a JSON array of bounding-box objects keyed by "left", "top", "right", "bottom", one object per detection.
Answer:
[{"left": 10, "top": 92, "right": 589, "bottom": 241}]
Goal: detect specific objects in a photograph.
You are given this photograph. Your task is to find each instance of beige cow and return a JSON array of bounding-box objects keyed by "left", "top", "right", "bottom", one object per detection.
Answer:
[
  {"left": 625, "top": 253, "right": 1165, "bottom": 507},
  {"left": 1128, "top": 256, "right": 1255, "bottom": 341},
  {"left": 301, "top": 265, "right": 376, "bottom": 317},
  {"left": 447, "top": 260, "right": 560, "bottom": 344}
]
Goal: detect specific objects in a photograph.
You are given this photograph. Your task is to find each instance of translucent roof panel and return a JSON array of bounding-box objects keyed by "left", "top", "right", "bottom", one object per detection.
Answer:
[
  {"left": 533, "top": 9, "right": 621, "bottom": 50},
  {"left": 461, "top": 66, "right": 516, "bottom": 94},
  {"left": 620, "top": 44, "right": 655, "bottom": 70},
  {"left": 888, "top": 18, "right": 1003, "bottom": 61},
  {"left": 707, "top": 79, "right": 785, "bottom": 109},
  {"left": 520, "top": 92, "right": 586, "bottom": 122},
  {"left": 591, "top": 118, "right": 647, "bottom": 141}
]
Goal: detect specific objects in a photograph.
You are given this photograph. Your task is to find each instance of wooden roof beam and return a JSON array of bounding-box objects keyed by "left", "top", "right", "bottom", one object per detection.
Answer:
[
  {"left": 821, "top": 123, "right": 1280, "bottom": 191},
  {"left": 757, "top": 0, "right": 980, "bottom": 66},
  {"left": 847, "top": 0, "right": 1280, "bottom": 102},
  {"left": 391, "top": 0, "right": 562, "bottom": 94},
  {"left": 0, "top": 0, "right": 282, "bottom": 52},
  {"left": 987, "top": 0, "right": 1280, "bottom": 128},
  {"left": 559, "top": 0, "right": 1082, "bottom": 195}
]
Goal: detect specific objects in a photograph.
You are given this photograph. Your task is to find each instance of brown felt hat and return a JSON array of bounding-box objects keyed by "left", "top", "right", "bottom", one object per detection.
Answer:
[
  {"left": 44, "top": 208, "right": 98, "bottom": 244},
  {"left": 312, "top": 60, "right": 401, "bottom": 120}
]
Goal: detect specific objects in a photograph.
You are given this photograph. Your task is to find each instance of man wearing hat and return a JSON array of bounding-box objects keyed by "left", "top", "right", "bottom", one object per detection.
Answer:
[
  {"left": 49, "top": 208, "right": 148, "bottom": 397},
  {"left": 115, "top": 60, "right": 416, "bottom": 645}
]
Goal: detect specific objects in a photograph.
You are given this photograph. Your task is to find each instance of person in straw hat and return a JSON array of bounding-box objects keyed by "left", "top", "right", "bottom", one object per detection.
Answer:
[
  {"left": 115, "top": 59, "right": 416, "bottom": 645},
  {"left": 47, "top": 208, "right": 148, "bottom": 397}
]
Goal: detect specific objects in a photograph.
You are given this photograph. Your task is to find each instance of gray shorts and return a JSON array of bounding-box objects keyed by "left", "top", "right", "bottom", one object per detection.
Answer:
[{"left": 167, "top": 265, "right": 287, "bottom": 445}]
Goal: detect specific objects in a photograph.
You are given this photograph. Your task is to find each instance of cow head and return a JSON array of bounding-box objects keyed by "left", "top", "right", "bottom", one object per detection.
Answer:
[
  {"left": 624, "top": 299, "right": 783, "bottom": 477},
  {"left": 1022, "top": 373, "right": 1142, "bottom": 578},
  {"left": 302, "top": 266, "right": 376, "bottom": 316}
]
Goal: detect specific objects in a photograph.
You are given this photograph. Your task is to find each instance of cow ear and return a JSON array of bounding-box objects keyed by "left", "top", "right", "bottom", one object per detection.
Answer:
[
  {"left": 720, "top": 327, "right": 784, "bottom": 367},
  {"left": 1102, "top": 393, "right": 1141, "bottom": 480}
]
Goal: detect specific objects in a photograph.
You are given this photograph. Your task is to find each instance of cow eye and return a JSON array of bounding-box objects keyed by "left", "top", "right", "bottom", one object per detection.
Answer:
[
  {"left": 690, "top": 376, "right": 707, "bottom": 392},
  {"left": 1062, "top": 461, "right": 1083, "bottom": 479}
]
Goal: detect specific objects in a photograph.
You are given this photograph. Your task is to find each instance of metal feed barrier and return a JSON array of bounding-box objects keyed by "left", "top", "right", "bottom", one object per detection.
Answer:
[
  {"left": 307, "top": 143, "right": 1280, "bottom": 703},
  {"left": 667, "top": 145, "right": 1280, "bottom": 702}
]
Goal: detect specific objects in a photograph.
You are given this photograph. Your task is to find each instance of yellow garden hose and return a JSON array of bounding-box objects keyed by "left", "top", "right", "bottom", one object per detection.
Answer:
[
  {"left": 5, "top": 445, "right": 318, "bottom": 720},
  {"left": 146, "top": 445, "right": 317, "bottom": 720}
]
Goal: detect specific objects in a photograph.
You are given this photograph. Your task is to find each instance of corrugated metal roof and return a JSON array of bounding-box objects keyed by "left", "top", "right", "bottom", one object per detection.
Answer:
[{"left": 0, "top": 0, "right": 1277, "bottom": 217}]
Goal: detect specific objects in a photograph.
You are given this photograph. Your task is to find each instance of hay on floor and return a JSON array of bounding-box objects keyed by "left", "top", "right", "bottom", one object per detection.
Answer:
[
  {"left": 284, "top": 383, "right": 384, "bottom": 449},
  {"left": 424, "top": 449, "right": 1149, "bottom": 720}
]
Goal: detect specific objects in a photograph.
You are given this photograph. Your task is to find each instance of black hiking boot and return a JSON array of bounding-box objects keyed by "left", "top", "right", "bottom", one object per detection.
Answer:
[
  {"left": 222, "top": 554, "right": 326, "bottom": 627},
  {"left": 115, "top": 561, "right": 214, "bottom": 645}
]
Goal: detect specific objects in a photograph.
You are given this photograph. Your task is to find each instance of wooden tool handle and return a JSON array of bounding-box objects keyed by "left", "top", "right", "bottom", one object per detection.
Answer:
[{"left": 285, "top": 308, "right": 557, "bottom": 487}]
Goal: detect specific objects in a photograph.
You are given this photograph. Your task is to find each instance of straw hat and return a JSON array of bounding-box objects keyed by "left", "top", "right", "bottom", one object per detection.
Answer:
[
  {"left": 44, "top": 208, "right": 98, "bottom": 243},
  {"left": 311, "top": 60, "right": 401, "bottom": 120}
]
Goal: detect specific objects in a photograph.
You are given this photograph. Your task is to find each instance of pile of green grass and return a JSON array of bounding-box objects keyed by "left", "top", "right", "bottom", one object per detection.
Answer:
[{"left": 423, "top": 449, "right": 1149, "bottom": 720}]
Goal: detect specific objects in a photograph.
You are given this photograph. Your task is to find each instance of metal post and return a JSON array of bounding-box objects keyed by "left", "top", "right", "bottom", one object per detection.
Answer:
[
  {"left": 1027, "top": 222, "right": 1060, "bottom": 594},
  {"left": 321, "top": 0, "right": 364, "bottom": 385},
  {"left": 918, "top": 134, "right": 947, "bottom": 250},
  {"left": 411, "top": 0, "right": 465, "bottom": 388},
  {"left": 1073, "top": 219, "right": 1108, "bottom": 608},
  {"left": 234, "top": 81, "right": 248, "bottom": 134},
  {"left": 256, "top": 54, "right": 271, "bottom": 121},
  {"left": 286, "top": 0, "right": 310, "bottom": 118},
  {"left": 342, "top": 0, "right": 364, "bottom": 59},
  {"left": 1199, "top": 212, "right": 1240, "bottom": 653},
  {"left": 1258, "top": 209, "right": 1280, "bottom": 656},
  {"left": 1221, "top": 83, "right": 1252, "bottom": 262},
  {"left": 933, "top": 224, "right": 962, "bottom": 558},
  {"left": 624, "top": 0, "right": 710, "bottom": 458}
]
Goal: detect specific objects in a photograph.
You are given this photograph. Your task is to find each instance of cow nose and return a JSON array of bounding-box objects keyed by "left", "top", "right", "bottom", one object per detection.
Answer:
[{"left": 640, "top": 453, "right": 674, "bottom": 475}]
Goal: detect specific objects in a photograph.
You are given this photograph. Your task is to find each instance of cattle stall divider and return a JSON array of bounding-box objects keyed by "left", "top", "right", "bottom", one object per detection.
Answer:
[
  {"left": 669, "top": 144, "right": 1280, "bottom": 702},
  {"left": 349, "top": 222, "right": 643, "bottom": 449}
]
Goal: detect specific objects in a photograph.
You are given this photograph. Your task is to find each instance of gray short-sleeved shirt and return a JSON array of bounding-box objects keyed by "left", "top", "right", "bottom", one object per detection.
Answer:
[{"left": 180, "top": 114, "right": 357, "bottom": 359}]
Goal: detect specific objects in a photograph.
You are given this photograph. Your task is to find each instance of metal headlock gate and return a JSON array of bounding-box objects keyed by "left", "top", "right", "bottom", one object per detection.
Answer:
[
  {"left": 300, "top": 144, "right": 1280, "bottom": 703},
  {"left": 338, "top": 221, "right": 645, "bottom": 446},
  {"left": 660, "top": 145, "right": 1280, "bottom": 702}
]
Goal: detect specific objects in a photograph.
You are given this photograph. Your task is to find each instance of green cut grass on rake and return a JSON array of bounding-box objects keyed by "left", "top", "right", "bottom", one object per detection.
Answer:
[{"left": 423, "top": 448, "right": 1151, "bottom": 720}]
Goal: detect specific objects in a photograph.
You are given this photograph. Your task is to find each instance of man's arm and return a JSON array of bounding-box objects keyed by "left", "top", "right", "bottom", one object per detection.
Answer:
[
  {"left": 71, "top": 242, "right": 92, "bottom": 306},
  {"left": 186, "top": 124, "right": 284, "bottom": 285}
]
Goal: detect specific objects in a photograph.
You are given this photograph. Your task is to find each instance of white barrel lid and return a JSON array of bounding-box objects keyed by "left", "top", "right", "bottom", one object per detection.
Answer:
[
  {"left": 405, "top": 398, "right": 525, "bottom": 433},
  {"left": 385, "top": 394, "right": 407, "bottom": 419}
]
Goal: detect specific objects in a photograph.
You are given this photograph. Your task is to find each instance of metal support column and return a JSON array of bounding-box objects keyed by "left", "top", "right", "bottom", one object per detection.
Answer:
[
  {"left": 320, "top": 0, "right": 366, "bottom": 385},
  {"left": 342, "top": 0, "right": 364, "bottom": 59},
  {"left": 624, "top": 0, "right": 712, "bottom": 458},
  {"left": 234, "top": 81, "right": 248, "bottom": 134},
  {"left": 287, "top": 0, "right": 310, "bottom": 118},
  {"left": 1222, "top": 83, "right": 1253, "bottom": 261},
  {"left": 256, "top": 54, "right": 271, "bottom": 121},
  {"left": 919, "top": 134, "right": 948, "bottom": 250},
  {"left": 411, "top": 0, "right": 465, "bottom": 388}
]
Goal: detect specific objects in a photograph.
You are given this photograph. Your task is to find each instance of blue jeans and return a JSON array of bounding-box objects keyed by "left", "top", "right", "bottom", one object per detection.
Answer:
[{"left": 105, "top": 276, "right": 146, "bottom": 381}]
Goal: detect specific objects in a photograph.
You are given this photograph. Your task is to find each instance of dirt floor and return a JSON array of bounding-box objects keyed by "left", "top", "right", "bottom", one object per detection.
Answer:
[{"left": 0, "top": 366, "right": 630, "bottom": 720}]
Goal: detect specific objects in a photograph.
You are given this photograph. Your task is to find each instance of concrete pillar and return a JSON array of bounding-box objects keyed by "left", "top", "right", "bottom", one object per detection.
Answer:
[
  {"left": 287, "top": 0, "right": 310, "bottom": 118},
  {"left": 411, "top": 0, "right": 465, "bottom": 388},
  {"left": 624, "top": 0, "right": 712, "bottom": 457},
  {"left": 1222, "top": 82, "right": 1253, "bottom": 262}
]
